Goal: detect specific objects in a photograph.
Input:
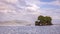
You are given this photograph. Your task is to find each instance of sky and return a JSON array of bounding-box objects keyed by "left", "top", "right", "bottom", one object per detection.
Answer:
[{"left": 0, "top": 0, "right": 60, "bottom": 24}]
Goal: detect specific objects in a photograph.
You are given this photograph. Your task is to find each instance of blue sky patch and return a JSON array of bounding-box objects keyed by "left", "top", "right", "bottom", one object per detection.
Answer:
[
  {"left": 40, "top": 4, "right": 60, "bottom": 9},
  {"left": 39, "top": 0, "right": 56, "bottom": 2}
]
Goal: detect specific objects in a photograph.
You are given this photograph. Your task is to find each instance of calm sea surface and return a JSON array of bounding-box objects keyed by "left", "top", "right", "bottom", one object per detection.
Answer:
[{"left": 0, "top": 25, "right": 60, "bottom": 34}]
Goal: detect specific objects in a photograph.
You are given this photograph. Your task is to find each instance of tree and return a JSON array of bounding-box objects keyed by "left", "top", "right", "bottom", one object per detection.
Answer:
[
  {"left": 35, "top": 15, "right": 52, "bottom": 26},
  {"left": 38, "top": 15, "right": 45, "bottom": 25},
  {"left": 44, "top": 16, "right": 52, "bottom": 25}
]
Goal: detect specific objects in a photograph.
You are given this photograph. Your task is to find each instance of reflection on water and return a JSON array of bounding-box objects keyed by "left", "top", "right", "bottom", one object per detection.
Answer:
[{"left": 0, "top": 25, "right": 60, "bottom": 34}]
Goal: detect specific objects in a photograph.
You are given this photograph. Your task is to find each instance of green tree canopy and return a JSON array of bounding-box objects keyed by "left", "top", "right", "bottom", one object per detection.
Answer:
[{"left": 35, "top": 15, "right": 52, "bottom": 26}]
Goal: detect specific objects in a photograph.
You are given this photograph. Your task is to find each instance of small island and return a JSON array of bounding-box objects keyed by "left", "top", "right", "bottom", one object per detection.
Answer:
[{"left": 35, "top": 15, "right": 53, "bottom": 26}]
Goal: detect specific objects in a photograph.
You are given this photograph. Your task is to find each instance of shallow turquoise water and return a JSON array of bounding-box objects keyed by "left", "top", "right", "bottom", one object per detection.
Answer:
[{"left": 0, "top": 25, "right": 60, "bottom": 34}]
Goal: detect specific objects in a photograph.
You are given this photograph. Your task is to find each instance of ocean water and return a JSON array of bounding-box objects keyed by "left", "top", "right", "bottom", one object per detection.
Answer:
[{"left": 0, "top": 25, "right": 60, "bottom": 34}]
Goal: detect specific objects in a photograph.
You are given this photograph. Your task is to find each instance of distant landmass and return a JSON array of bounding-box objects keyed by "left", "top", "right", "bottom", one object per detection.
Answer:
[
  {"left": 0, "top": 19, "right": 60, "bottom": 26},
  {"left": 0, "top": 20, "right": 34, "bottom": 26}
]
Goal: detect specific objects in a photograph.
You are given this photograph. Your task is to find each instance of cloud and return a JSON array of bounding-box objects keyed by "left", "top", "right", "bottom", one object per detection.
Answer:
[
  {"left": 0, "top": 0, "right": 18, "bottom": 4},
  {"left": 49, "top": 0, "right": 60, "bottom": 6},
  {"left": 39, "top": 8, "right": 60, "bottom": 19},
  {"left": 0, "top": 0, "right": 60, "bottom": 24}
]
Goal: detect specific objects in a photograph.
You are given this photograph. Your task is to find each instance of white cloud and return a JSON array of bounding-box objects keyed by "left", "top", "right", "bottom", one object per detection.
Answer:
[
  {"left": 4, "top": 0, "right": 18, "bottom": 3},
  {"left": 48, "top": 0, "right": 60, "bottom": 6},
  {"left": 0, "top": 0, "right": 60, "bottom": 23}
]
